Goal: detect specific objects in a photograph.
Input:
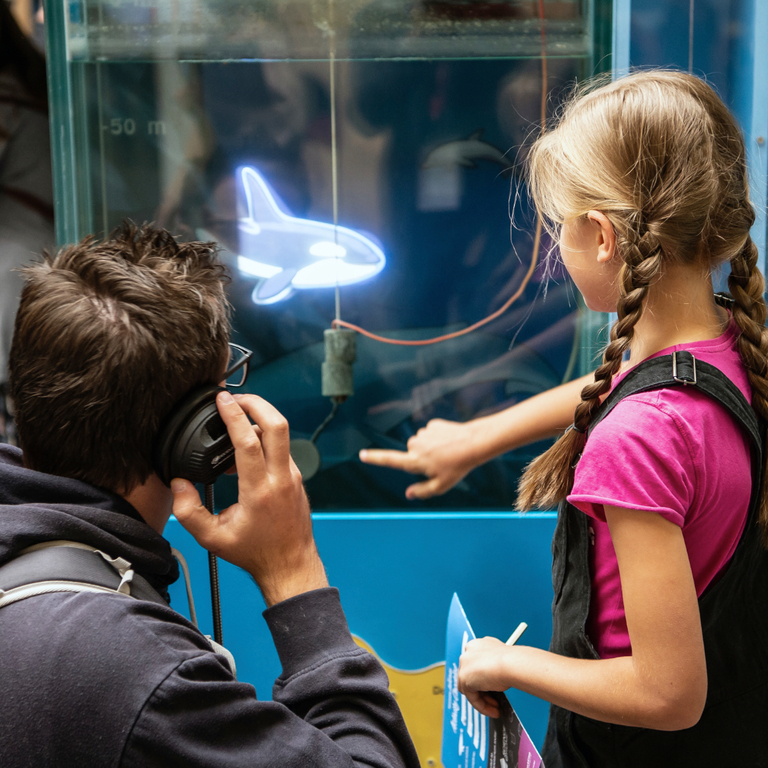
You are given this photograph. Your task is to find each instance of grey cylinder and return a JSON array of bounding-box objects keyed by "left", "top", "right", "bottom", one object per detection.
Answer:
[{"left": 322, "top": 328, "right": 356, "bottom": 398}]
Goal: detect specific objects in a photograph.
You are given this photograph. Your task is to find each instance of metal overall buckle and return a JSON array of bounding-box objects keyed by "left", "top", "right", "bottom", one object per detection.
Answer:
[{"left": 672, "top": 351, "right": 697, "bottom": 386}]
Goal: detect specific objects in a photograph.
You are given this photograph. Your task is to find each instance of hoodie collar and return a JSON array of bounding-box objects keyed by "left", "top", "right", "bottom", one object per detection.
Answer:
[{"left": 0, "top": 445, "right": 179, "bottom": 598}]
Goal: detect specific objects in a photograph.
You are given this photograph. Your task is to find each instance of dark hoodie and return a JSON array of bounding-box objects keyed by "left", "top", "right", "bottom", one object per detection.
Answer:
[{"left": 0, "top": 445, "right": 419, "bottom": 768}]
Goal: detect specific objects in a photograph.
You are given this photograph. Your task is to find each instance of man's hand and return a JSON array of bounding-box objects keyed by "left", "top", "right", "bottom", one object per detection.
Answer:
[
  {"left": 171, "top": 391, "right": 328, "bottom": 607},
  {"left": 359, "top": 418, "right": 480, "bottom": 499}
]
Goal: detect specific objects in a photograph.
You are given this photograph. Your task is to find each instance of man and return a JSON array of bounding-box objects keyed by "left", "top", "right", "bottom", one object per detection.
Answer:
[{"left": 0, "top": 223, "right": 419, "bottom": 767}]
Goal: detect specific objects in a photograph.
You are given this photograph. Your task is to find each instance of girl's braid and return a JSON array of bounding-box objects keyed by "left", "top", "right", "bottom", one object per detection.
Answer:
[
  {"left": 727, "top": 232, "right": 768, "bottom": 534},
  {"left": 728, "top": 236, "right": 768, "bottom": 409},
  {"left": 575, "top": 227, "right": 664, "bottom": 429},
  {"left": 516, "top": 224, "right": 664, "bottom": 510}
]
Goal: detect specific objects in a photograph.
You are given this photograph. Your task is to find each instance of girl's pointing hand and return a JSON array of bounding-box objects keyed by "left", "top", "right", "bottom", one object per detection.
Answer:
[{"left": 359, "top": 418, "right": 482, "bottom": 499}]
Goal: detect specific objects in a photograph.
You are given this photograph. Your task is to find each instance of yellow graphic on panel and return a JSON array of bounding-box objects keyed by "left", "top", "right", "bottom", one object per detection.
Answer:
[{"left": 354, "top": 635, "right": 445, "bottom": 768}]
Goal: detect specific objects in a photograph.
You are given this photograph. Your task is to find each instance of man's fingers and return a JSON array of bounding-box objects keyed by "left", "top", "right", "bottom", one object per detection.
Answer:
[
  {"left": 171, "top": 478, "right": 217, "bottom": 549},
  {"left": 217, "top": 391, "right": 264, "bottom": 459},
  {"left": 223, "top": 425, "right": 263, "bottom": 475},
  {"left": 223, "top": 393, "right": 291, "bottom": 474},
  {"left": 405, "top": 477, "right": 444, "bottom": 500},
  {"left": 359, "top": 448, "right": 418, "bottom": 474}
]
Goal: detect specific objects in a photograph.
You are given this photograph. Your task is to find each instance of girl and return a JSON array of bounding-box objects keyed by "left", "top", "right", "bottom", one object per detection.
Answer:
[{"left": 360, "top": 70, "right": 768, "bottom": 765}]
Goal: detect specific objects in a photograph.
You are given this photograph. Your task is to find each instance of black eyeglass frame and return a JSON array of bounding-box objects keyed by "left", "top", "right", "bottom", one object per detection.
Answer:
[{"left": 223, "top": 342, "right": 253, "bottom": 388}]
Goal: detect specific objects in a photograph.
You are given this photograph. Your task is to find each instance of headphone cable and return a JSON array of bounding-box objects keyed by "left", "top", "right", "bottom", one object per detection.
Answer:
[{"left": 204, "top": 483, "right": 223, "bottom": 645}]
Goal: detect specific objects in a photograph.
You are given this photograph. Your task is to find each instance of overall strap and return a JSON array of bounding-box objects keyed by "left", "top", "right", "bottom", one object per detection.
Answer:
[
  {"left": 590, "top": 350, "right": 763, "bottom": 517},
  {"left": 593, "top": 352, "right": 761, "bottom": 458}
]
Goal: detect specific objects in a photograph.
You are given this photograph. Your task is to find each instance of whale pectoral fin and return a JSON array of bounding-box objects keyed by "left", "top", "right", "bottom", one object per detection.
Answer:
[
  {"left": 254, "top": 268, "right": 297, "bottom": 302},
  {"left": 240, "top": 166, "right": 285, "bottom": 224}
]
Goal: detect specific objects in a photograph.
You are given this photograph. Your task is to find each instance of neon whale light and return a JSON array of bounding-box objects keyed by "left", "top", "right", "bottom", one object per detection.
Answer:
[{"left": 235, "top": 166, "right": 386, "bottom": 305}]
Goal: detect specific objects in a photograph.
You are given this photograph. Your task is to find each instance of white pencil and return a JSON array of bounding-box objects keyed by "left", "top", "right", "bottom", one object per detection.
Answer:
[{"left": 505, "top": 622, "right": 528, "bottom": 646}]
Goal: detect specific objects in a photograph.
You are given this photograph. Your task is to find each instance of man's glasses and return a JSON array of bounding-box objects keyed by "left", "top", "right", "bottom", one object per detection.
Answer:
[{"left": 223, "top": 343, "right": 253, "bottom": 388}]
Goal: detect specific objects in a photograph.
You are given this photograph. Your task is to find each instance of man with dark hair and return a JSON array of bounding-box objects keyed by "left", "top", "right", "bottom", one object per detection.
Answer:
[
  {"left": 0, "top": 224, "right": 419, "bottom": 767},
  {"left": 11, "top": 227, "right": 230, "bottom": 492}
]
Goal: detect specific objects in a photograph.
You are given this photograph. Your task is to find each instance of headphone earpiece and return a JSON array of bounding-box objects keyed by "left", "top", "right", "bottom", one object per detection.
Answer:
[{"left": 153, "top": 385, "right": 236, "bottom": 486}]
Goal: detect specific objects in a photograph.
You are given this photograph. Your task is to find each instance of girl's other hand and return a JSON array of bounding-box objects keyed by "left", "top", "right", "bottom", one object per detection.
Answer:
[
  {"left": 458, "top": 636, "right": 515, "bottom": 718},
  {"left": 359, "top": 418, "right": 481, "bottom": 499}
]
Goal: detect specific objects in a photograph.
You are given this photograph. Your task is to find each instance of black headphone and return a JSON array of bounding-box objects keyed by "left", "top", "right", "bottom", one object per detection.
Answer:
[{"left": 153, "top": 385, "right": 236, "bottom": 486}]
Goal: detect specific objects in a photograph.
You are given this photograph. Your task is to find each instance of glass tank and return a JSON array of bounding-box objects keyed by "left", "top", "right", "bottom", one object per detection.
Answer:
[{"left": 46, "top": 0, "right": 612, "bottom": 510}]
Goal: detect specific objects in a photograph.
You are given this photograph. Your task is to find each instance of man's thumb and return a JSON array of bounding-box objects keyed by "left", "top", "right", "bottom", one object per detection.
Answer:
[{"left": 171, "top": 479, "right": 213, "bottom": 544}]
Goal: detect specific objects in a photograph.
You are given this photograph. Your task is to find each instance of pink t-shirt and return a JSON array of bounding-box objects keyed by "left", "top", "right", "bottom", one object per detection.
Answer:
[{"left": 567, "top": 319, "right": 753, "bottom": 659}]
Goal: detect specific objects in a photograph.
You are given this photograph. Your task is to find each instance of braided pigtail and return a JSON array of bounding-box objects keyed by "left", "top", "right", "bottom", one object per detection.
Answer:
[
  {"left": 516, "top": 227, "right": 664, "bottom": 510},
  {"left": 727, "top": 234, "right": 768, "bottom": 538}
]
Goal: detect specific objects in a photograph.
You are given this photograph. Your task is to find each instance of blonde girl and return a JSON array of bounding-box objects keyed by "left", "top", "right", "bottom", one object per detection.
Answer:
[{"left": 360, "top": 70, "right": 768, "bottom": 766}]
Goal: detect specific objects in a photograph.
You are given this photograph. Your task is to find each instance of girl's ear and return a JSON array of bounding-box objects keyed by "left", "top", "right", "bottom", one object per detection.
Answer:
[{"left": 586, "top": 210, "right": 617, "bottom": 264}]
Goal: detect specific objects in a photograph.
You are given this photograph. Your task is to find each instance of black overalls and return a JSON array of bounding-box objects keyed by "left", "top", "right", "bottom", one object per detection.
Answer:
[{"left": 542, "top": 351, "right": 768, "bottom": 768}]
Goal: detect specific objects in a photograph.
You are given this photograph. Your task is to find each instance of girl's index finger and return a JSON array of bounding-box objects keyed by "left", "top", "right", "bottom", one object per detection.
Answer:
[{"left": 359, "top": 448, "right": 420, "bottom": 474}]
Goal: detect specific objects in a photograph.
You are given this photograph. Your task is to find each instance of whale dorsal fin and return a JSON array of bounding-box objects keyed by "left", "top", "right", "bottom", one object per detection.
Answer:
[{"left": 240, "top": 167, "right": 285, "bottom": 224}]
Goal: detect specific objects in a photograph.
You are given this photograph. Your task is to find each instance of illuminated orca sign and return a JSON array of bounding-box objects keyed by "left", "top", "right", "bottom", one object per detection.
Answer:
[{"left": 235, "top": 166, "right": 387, "bottom": 305}]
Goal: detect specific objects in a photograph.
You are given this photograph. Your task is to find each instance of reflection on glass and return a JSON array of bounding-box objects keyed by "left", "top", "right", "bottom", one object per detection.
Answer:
[{"left": 53, "top": 0, "right": 610, "bottom": 509}]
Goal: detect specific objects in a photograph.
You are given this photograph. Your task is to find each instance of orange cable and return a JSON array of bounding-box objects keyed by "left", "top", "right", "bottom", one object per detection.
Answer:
[{"left": 332, "top": 2, "right": 548, "bottom": 345}]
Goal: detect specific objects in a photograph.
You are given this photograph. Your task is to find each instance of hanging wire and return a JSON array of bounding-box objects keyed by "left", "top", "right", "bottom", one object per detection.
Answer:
[
  {"left": 688, "top": 0, "right": 694, "bottom": 74},
  {"left": 329, "top": 0, "right": 341, "bottom": 323},
  {"left": 311, "top": 399, "right": 341, "bottom": 443},
  {"left": 331, "top": 0, "right": 549, "bottom": 346}
]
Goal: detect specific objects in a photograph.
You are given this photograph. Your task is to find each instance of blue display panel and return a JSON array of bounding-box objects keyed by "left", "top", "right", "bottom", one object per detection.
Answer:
[{"left": 166, "top": 512, "right": 558, "bottom": 760}]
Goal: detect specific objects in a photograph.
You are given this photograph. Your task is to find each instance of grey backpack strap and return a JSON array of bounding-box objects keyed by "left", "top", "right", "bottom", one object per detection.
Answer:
[
  {"left": 0, "top": 541, "right": 168, "bottom": 609},
  {"left": 0, "top": 541, "right": 237, "bottom": 677}
]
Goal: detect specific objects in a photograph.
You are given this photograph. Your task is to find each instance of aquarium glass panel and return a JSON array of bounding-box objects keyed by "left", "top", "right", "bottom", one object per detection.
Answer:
[{"left": 47, "top": 0, "right": 611, "bottom": 509}]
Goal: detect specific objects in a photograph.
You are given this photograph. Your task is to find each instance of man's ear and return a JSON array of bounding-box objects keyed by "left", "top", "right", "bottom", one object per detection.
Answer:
[{"left": 586, "top": 210, "right": 617, "bottom": 264}]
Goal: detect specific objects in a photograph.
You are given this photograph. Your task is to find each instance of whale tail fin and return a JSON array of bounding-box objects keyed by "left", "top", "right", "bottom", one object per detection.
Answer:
[{"left": 239, "top": 166, "right": 285, "bottom": 223}]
